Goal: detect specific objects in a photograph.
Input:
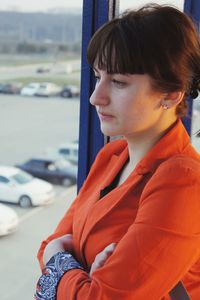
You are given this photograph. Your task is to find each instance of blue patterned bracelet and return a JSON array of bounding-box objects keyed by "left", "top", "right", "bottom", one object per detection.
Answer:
[{"left": 34, "top": 251, "right": 83, "bottom": 300}]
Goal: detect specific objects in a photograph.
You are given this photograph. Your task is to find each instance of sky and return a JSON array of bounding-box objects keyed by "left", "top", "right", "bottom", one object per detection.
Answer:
[{"left": 0, "top": 0, "right": 184, "bottom": 13}]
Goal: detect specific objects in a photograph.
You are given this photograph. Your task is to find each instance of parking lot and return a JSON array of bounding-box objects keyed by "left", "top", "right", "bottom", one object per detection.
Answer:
[
  {"left": 0, "top": 94, "right": 80, "bottom": 299},
  {"left": 0, "top": 92, "right": 80, "bottom": 212}
]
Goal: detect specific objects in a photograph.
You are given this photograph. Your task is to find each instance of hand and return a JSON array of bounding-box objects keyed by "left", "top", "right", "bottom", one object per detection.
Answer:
[
  {"left": 90, "top": 243, "right": 117, "bottom": 276},
  {"left": 43, "top": 234, "right": 74, "bottom": 266}
]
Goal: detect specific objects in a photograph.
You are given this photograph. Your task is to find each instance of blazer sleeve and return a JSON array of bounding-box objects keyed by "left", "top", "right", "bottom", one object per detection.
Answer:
[
  {"left": 37, "top": 140, "right": 121, "bottom": 269},
  {"left": 55, "top": 160, "right": 200, "bottom": 300},
  {"left": 37, "top": 195, "right": 78, "bottom": 269}
]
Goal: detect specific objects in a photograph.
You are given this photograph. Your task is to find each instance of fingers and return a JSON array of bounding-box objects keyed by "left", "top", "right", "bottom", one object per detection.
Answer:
[
  {"left": 62, "top": 234, "right": 73, "bottom": 238},
  {"left": 103, "top": 243, "right": 117, "bottom": 254},
  {"left": 96, "top": 243, "right": 116, "bottom": 263},
  {"left": 90, "top": 243, "right": 117, "bottom": 276},
  {"left": 59, "top": 234, "right": 74, "bottom": 253},
  {"left": 43, "top": 239, "right": 65, "bottom": 265},
  {"left": 99, "top": 242, "right": 117, "bottom": 259},
  {"left": 57, "top": 234, "right": 73, "bottom": 246},
  {"left": 59, "top": 234, "right": 73, "bottom": 242},
  {"left": 43, "top": 234, "right": 74, "bottom": 265}
]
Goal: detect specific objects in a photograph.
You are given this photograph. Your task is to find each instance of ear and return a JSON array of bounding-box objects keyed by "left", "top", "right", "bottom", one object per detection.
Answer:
[{"left": 161, "top": 91, "right": 185, "bottom": 109}]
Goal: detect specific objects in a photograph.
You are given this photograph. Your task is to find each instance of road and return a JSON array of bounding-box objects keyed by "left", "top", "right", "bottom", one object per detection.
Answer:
[
  {"left": 0, "top": 60, "right": 81, "bottom": 81},
  {"left": 0, "top": 185, "right": 77, "bottom": 300},
  {"left": 0, "top": 94, "right": 80, "bottom": 165}
]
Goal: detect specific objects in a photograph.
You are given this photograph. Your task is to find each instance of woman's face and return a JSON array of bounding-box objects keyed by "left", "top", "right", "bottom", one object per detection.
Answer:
[{"left": 90, "top": 68, "right": 167, "bottom": 138}]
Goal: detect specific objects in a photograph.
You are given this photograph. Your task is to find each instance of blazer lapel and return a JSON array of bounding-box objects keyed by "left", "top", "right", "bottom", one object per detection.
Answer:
[
  {"left": 79, "top": 171, "right": 144, "bottom": 253},
  {"left": 73, "top": 153, "right": 124, "bottom": 253}
]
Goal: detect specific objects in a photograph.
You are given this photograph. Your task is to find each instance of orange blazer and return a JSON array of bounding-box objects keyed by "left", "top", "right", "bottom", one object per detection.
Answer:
[{"left": 38, "top": 119, "right": 200, "bottom": 300}]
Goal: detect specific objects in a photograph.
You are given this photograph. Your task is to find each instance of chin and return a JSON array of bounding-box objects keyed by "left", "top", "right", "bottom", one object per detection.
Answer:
[{"left": 100, "top": 125, "right": 122, "bottom": 137}]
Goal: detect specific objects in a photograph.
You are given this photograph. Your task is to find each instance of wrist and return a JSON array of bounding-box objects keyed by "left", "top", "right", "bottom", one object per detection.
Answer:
[{"left": 35, "top": 251, "right": 83, "bottom": 300}]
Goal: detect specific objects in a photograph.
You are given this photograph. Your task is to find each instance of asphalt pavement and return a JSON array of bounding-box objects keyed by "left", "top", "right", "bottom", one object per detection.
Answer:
[
  {"left": 0, "top": 185, "right": 77, "bottom": 300},
  {"left": 0, "top": 94, "right": 80, "bottom": 165}
]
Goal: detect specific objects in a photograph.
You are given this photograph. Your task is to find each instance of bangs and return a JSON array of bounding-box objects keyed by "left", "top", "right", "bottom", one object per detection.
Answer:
[
  {"left": 86, "top": 3, "right": 199, "bottom": 112},
  {"left": 87, "top": 18, "right": 145, "bottom": 74}
]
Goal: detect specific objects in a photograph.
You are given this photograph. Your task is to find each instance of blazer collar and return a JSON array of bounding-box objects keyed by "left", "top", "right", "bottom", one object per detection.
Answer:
[
  {"left": 134, "top": 119, "right": 190, "bottom": 175},
  {"left": 98, "top": 119, "right": 190, "bottom": 178}
]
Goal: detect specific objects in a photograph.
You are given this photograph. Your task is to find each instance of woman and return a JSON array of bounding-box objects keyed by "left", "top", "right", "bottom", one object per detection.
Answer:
[{"left": 35, "top": 4, "right": 200, "bottom": 300}]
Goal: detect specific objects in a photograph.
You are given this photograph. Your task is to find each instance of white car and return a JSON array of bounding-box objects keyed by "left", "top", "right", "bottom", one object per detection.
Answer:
[
  {"left": 0, "top": 166, "right": 55, "bottom": 207},
  {"left": 44, "top": 141, "right": 78, "bottom": 164},
  {"left": 35, "top": 82, "right": 61, "bottom": 97},
  {"left": 20, "top": 83, "right": 41, "bottom": 96},
  {"left": 0, "top": 203, "right": 19, "bottom": 236}
]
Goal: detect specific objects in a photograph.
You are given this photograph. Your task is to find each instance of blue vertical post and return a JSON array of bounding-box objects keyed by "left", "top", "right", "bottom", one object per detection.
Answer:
[
  {"left": 77, "top": 1, "right": 119, "bottom": 191},
  {"left": 183, "top": 0, "right": 200, "bottom": 135}
]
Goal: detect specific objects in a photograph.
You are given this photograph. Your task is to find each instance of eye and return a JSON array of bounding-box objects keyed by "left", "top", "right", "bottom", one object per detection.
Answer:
[
  {"left": 111, "top": 79, "right": 127, "bottom": 87},
  {"left": 93, "top": 70, "right": 100, "bottom": 83},
  {"left": 94, "top": 75, "right": 100, "bottom": 82}
]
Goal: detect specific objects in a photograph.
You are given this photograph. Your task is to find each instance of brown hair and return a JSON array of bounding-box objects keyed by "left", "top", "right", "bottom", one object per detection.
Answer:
[{"left": 87, "top": 4, "right": 200, "bottom": 117}]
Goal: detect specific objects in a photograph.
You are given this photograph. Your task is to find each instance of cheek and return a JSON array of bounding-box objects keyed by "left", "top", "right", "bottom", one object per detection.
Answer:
[
  {"left": 120, "top": 98, "right": 143, "bottom": 119},
  {"left": 121, "top": 98, "right": 156, "bottom": 126}
]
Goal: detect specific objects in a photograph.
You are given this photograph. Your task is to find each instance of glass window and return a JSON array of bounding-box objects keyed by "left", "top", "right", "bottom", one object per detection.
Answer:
[
  {"left": 28, "top": 160, "right": 45, "bottom": 168},
  {"left": 120, "top": 0, "right": 184, "bottom": 11},
  {"left": 0, "top": 1, "right": 82, "bottom": 299},
  {"left": 191, "top": 95, "right": 200, "bottom": 152},
  {"left": 59, "top": 148, "right": 70, "bottom": 155},
  {"left": 11, "top": 171, "right": 33, "bottom": 184},
  {"left": 0, "top": 175, "right": 9, "bottom": 183}
]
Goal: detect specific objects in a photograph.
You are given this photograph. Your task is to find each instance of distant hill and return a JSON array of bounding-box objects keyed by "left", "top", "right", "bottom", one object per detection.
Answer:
[{"left": 0, "top": 11, "right": 82, "bottom": 44}]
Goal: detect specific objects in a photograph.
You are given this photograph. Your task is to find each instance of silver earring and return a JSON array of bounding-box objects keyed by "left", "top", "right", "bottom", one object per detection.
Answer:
[{"left": 162, "top": 103, "right": 168, "bottom": 110}]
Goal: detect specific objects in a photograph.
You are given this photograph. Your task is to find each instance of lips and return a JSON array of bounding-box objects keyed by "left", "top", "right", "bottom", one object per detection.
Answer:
[
  {"left": 98, "top": 111, "right": 114, "bottom": 121},
  {"left": 98, "top": 111, "right": 113, "bottom": 117}
]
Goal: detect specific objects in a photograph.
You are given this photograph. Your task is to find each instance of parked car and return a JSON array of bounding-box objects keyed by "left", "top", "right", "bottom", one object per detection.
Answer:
[
  {"left": 35, "top": 82, "right": 61, "bottom": 97},
  {"left": 36, "top": 67, "right": 50, "bottom": 73},
  {"left": 60, "top": 85, "right": 80, "bottom": 98},
  {"left": 0, "top": 166, "right": 55, "bottom": 207},
  {"left": 44, "top": 141, "right": 78, "bottom": 164},
  {"left": 0, "top": 203, "right": 19, "bottom": 236},
  {"left": 0, "top": 82, "right": 22, "bottom": 94},
  {"left": 20, "top": 82, "right": 41, "bottom": 96},
  {"left": 16, "top": 158, "right": 77, "bottom": 186},
  {"left": 0, "top": 83, "right": 6, "bottom": 93}
]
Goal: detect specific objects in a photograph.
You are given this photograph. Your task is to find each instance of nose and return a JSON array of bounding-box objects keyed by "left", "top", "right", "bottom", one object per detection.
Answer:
[{"left": 89, "top": 81, "right": 110, "bottom": 107}]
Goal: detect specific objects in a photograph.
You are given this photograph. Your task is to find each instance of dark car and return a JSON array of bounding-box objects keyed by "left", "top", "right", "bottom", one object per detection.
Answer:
[
  {"left": 60, "top": 85, "right": 80, "bottom": 98},
  {"left": 16, "top": 158, "right": 77, "bottom": 186},
  {"left": 0, "top": 83, "right": 22, "bottom": 94},
  {"left": 36, "top": 67, "right": 50, "bottom": 73}
]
